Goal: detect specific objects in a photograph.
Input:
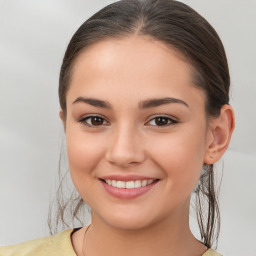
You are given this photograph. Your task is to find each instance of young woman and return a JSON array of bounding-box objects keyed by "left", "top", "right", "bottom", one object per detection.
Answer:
[{"left": 0, "top": 0, "right": 235, "bottom": 255}]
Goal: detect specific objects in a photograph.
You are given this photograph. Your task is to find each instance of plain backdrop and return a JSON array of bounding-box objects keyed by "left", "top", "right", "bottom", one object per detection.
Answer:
[{"left": 0, "top": 1, "right": 255, "bottom": 255}]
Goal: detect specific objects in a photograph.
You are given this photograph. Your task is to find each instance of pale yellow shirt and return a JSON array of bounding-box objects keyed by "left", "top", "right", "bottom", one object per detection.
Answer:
[{"left": 0, "top": 229, "right": 222, "bottom": 256}]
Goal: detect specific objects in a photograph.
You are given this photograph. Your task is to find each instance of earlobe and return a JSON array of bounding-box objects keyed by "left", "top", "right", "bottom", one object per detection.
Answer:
[
  {"left": 59, "top": 110, "right": 64, "bottom": 122},
  {"left": 204, "top": 104, "right": 235, "bottom": 164},
  {"left": 59, "top": 110, "right": 66, "bottom": 131}
]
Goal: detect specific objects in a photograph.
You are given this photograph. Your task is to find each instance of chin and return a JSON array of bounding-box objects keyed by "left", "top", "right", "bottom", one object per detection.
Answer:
[
  {"left": 94, "top": 208, "right": 157, "bottom": 231},
  {"left": 108, "top": 218, "right": 153, "bottom": 231}
]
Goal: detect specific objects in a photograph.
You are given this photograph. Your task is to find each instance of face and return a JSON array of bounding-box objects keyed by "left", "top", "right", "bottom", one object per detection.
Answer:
[{"left": 63, "top": 36, "right": 213, "bottom": 230}]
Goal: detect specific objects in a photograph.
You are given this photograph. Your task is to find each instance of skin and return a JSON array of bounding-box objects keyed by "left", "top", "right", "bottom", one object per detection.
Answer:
[{"left": 60, "top": 36, "right": 234, "bottom": 256}]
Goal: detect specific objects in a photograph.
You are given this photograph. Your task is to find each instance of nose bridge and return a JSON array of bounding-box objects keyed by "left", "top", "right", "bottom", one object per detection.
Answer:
[{"left": 105, "top": 120, "right": 145, "bottom": 167}]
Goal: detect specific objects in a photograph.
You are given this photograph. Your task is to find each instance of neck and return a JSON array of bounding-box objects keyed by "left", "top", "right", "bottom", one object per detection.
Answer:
[{"left": 78, "top": 208, "right": 206, "bottom": 256}]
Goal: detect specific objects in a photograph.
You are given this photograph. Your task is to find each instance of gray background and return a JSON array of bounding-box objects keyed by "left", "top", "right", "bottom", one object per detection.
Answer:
[{"left": 0, "top": 1, "right": 255, "bottom": 255}]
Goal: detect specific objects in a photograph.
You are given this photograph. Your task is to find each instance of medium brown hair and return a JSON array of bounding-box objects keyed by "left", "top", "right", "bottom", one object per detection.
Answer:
[{"left": 50, "top": 0, "right": 230, "bottom": 249}]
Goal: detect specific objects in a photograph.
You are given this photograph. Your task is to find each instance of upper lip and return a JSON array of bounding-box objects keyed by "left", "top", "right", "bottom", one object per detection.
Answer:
[{"left": 100, "top": 175, "right": 159, "bottom": 182}]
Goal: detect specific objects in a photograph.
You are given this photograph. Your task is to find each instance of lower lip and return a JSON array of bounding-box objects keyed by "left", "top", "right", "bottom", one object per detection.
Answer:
[{"left": 100, "top": 180, "right": 159, "bottom": 199}]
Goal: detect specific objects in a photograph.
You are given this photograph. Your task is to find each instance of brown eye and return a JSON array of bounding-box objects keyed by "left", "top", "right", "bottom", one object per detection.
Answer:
[
  {"left": 90, "top": 116, "right": 104, "bottom": 125},
  {"left": 79, "top": 115, "right": 109, "bottom": 127},
  {"left": 147, "top": 116, "right": 177, "bottom": 127},
  {"left": 155, "top": 117, "right": 169, "bottom": 126}
]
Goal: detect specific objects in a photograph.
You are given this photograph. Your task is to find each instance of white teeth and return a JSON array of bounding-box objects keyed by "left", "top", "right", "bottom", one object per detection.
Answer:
[
  {"left": 125, "top": 181, "right": 135, "bottom": 189},
  {"left": 142, "top": 180, "right": 147, "bottom": 186},
  {"left": 134, "top": 180, "right": 142, "bottom": 188},
  {"left": 104, "top": 179, "right": 155, "bottom": 189},
  {"left": 147, "top": 180, "right": 154, "bottom": 185},
  {"left": 116, "top": 181, "right": 125, "bottom": 188},
  {"left": 111, "top": 180, "right": 117, "bottom": 187}
]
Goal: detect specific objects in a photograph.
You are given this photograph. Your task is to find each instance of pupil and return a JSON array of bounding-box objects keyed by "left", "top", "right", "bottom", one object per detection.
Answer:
[
  {"left": 156, "top": 117, "right": 168, "bottom": 126},
  {"left": 92, "top": 117, "right": 103, "bottom": 125}
]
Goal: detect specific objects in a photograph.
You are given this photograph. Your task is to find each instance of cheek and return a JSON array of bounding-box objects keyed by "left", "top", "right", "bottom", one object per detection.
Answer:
[
  {"left": 148, "top": 129, "right": 206, "bottom": 192},
  {"left": 65, "top": 128, "right": 105, "bottom": 177},
  {"left": 65, "top": 129, "right": 107, "bottom": 202}
]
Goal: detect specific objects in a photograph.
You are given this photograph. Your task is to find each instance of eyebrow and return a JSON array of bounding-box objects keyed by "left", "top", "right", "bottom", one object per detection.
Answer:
[
  {"left": 139, "top": 97, "right": 189, "bottom": 109},
  {"left": 72, "top": 97, "right": 189, "bottom": 109},
  {"left": 73, "top": 97, "right": 112, "bottom": 109}
]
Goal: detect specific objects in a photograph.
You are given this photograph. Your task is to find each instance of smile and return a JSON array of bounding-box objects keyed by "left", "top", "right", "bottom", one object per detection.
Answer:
[
  {"left": 102, "top": 179, "right": 156, "bottom": 189},
  {"left": 99, "top": 178, "right": 160, "bottom": 199}
]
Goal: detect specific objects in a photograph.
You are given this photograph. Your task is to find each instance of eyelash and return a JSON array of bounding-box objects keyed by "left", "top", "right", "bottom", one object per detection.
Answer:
[
  {"left": 146, "top": 115, "right": 178, "bottom": 127},
  {"left": 78, "top": 115, "right": 178, "bottom": 128},
  {"left": 78, "top": 115, "right": 110, "bottom": 128}
]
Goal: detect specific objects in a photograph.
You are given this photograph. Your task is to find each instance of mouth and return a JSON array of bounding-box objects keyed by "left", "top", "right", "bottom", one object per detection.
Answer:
[{"left": 99, "top": 178, "right": 160, "bottom": 189}]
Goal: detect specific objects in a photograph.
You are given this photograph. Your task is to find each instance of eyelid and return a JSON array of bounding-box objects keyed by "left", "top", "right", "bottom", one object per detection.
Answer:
[
  {"left": 145, "top": 114, "right": 178, "bottom": 127},
  {"left": 77, "top": 114, "right": 178, "bottom": 128},
  {"left": 78, "top": 114, "right": 110, "bottom": 128}
]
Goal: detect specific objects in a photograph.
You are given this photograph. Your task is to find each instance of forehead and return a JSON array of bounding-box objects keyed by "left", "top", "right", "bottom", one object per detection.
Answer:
[
  {"left": 67, "top": 36, "right": 205, "bottom": 109},
  {"left": 72, "top": 35, "right": 190, "bottom": 81}
]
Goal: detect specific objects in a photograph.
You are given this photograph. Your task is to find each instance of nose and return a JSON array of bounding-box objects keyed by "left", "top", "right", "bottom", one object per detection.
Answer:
[{"left": 105, "top": 124, "right": 146, "bottom": 167}]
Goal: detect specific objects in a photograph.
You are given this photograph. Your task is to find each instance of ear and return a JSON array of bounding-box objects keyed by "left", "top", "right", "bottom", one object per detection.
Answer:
[
  {"left": 59, "top": 110, "right": 66, "bottom": 132},
  {"left": 204, "top": 104, "right": 235, "bottom": 164}
]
